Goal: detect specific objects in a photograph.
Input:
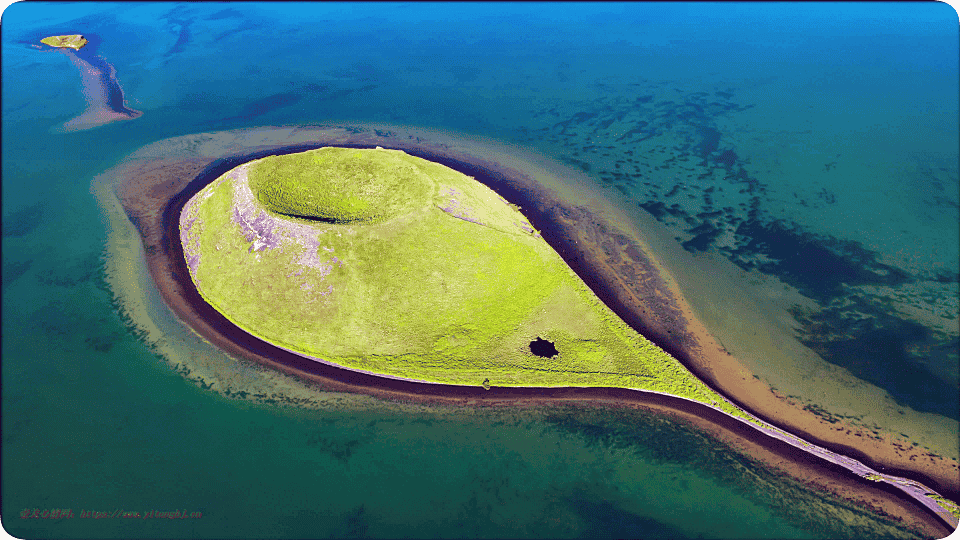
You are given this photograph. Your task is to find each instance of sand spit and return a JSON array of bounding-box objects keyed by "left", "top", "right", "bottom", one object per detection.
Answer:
[
  {"left": 48, "top": 45, "right": 141, "bottom": 132},
  {"left": 96, "top": 124, "right": 956, "bottom": 535}
]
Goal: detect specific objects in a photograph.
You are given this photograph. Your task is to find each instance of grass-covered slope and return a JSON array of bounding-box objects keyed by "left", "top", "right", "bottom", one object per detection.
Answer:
[
  {"left": 180, "top": 147, "right": 740, "bottom": 414},
  {"left": 248, "top": 148, "right": 430, "bottom": 223},
  {"left": 40, "top": 35, "right": 88, "bottom": 50}
]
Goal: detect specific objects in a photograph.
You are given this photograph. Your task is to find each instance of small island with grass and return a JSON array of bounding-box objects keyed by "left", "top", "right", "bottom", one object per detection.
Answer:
[
  {"left": 178, "top": 147, "right": 740, "bottom": 413},
  {"left": 40, "top": 34, "right": 88, "bottom": 50}
]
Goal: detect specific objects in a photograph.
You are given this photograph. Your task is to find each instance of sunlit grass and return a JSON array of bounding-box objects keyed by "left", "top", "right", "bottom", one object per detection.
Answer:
[
  {"left": 40, "top": 34, "right": 88, "bottom": 50},
  {"left": 183, "top": 147, "right": 749, "bottom": 419}
]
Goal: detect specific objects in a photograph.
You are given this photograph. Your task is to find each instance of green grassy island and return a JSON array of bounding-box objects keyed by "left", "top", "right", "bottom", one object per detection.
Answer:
[
  {"left": 40, "top": 34, "right": 88, "bottom": 50},
  {"left": 180, "top": 147, "right": 740, "bottom": 413}
]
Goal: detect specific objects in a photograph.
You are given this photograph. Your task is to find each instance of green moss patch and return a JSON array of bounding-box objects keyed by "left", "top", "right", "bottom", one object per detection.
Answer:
[
  {"left": 248, "top": 147, "right": 432, "bottom": 224},
  {"left": 180, "top": 147, "right": 746, "bottom": 419},
  {"left": 40, "top": 35, "right": 88, "bottom": 50}
]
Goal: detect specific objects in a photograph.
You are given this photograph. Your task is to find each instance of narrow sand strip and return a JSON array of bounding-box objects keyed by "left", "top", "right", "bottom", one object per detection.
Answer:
[{"left": 54, "top": 48, "right": 141, "bottom": 132}]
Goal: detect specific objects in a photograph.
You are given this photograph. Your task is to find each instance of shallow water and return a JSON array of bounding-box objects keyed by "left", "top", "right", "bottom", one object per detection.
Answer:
[{"left": 2, "top": 3, "right": 956, "bottom": 538}]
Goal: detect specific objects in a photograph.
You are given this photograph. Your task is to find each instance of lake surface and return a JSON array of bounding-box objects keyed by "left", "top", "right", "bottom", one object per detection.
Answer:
[{"left": 2, "top": 3, "right": 956, "bottom": 538}]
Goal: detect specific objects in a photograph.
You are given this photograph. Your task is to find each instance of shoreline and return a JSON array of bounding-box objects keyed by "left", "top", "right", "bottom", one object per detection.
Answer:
[{"left": 112, "top": 125, "right": 955, "bottom": 535}]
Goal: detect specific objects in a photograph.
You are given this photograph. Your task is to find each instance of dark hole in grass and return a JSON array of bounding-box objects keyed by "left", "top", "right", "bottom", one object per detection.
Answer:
[
  {"left": 530, "top": 337, "right": 559, "bottom": 358},
  {"left": 279, "top": 212, "right": 351, "bottom": 224}
]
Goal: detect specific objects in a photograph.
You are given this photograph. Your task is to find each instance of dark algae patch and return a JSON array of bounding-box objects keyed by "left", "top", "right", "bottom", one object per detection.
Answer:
[
  {"left": 792, "top": 302, "right": 960, "bottom": 420},
  {"left": 565, "top": 488, "right": 688, "bottom": 539},
  {"left": 334, "top": 505, "right": 370, "bottom": 538},
  {"left": 681, "top": 221, "right": 723, "bottom": 253},
  {"left": 2, "top": 202, "right": 45, "bottom": 238},
  {"left": 541, "top": 405, "right": 926, "bottom": 539},
  {"left": 34, "top": 250, "right": 101, "bottom": 287},
  {"left": 305, "top": 432, "right": 366, "bottom": 465},
  {"left": 2, "top": 260, "right": 32, "bottom": 288},
  {"left": 728, "top": 219, "right": 913, "bottom": 302},
  {"left": 218, "top": 83, "right": 378, "bottom": 124},
  {"left": 520, "top": 80, "right": 956, "bottom": 438}
]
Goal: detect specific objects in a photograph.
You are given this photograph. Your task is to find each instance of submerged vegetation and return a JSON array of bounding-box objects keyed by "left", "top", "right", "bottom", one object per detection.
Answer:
[{"left": 180, "top": 147, "right": 745, "bottom": 418}]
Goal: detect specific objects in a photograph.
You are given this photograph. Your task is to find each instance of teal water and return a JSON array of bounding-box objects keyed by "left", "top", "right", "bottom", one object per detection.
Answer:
[{"left": 2, "top": 3, "right": 956, "bottom": 538}]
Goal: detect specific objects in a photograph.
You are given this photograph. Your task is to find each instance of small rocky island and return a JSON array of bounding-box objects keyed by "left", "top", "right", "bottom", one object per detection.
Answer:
[
  {"left": 178, "top": 147, "right": 734, "bottom": 407},
  {"left": 40, "top": 34, "right": 88, "bottom": 50}
]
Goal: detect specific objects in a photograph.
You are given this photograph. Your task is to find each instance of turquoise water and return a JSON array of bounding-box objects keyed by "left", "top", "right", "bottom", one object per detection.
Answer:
[{"left": 2, "top": 3, "right": 956, "bottom": 538}]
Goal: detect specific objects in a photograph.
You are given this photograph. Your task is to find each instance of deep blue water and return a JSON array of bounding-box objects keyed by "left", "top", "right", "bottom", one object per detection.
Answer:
[{"left": 2, "top": 2, "right": 957, "bottom": 538}]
